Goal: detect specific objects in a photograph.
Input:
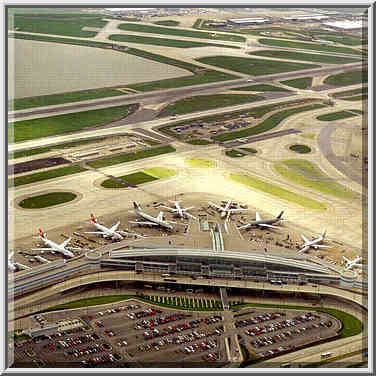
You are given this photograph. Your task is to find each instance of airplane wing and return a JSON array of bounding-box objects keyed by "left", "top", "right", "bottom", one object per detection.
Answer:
[
  {"left": 298, "top": 246, "right": 309, "bottom": 254},
  {"left": 255, "top": 212, "right": 262, "bottom": 221},
  {"left": 258, "top": 223, "right": 279, "bottom": 229},
  {"left": 229, "top": 208, "right": 248, "bottom": 213},
  {"left": 301, "top": 234, "right": 309, "bottom": 243},
  {"left": 129, "top": 221, "right": 159, "bottom": 226},
  {"left": 159, "top": 205, "right": 176, "bottom": 212},
  {"left": 314, "top": 245, "right": 331, "bottom": 248},
  {"left": 208, "top": 202, "right": 222, "bottom": 211},
  {"left": 157, "top": 212, "right": 164, "bottom": 221},
  {"left": 184, "top": 212, "right": 197, "bottom": 220},
  {"left": 31, "top": 248, "right": 55, "bottom": 251},
  {"left": 343, "top": 256, "right": 351, "bottom": 263},
  {"left": 237, "top": 223, "right": 251, "bottom": 230},
  {"left": 84, "top": 231, "right": 106, "bottom": 234},
  {"left": 60, "top": 237, "right": 72, "bottom": 249},
  {"left": 110, "top": 221, "right": 120, "bottom": 232},
  {"left": 184, "top": 206, "right": 195, "bottom": 211}
]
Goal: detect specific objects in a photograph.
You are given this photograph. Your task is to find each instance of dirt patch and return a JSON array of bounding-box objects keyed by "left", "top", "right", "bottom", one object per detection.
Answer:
[{"left": 8, "top": 157, "right": 71, "bottom": 175}]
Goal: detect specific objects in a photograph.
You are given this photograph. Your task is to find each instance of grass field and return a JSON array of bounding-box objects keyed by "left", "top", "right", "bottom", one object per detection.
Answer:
[
  {"left": 274, "top": 159, "right": 358, "bottom": 200},
  {"left": 240, "top": 147, "right": 258, "bottom": 154},
  {"left": 143, "top": 167, "right": 176, "bottom": 179},
  {"left": 118, "top": 22, "right": 245, "bottom": 42},
  {"left": 101, "top": 172, "right": 158, "bottom": 188},
  {"left": 18, "top": 192, "right": 77, "bottom": 208},
  {"left": 157, "top": 93, "right": 264, "bottom": 118},
  {"left": 9, "top": 165, "right": 87, "bottom": 188},
  {"left": 314, "top": 35, "right": 365, "bottom": 46},
  {"left": 258, "top": 38, "right": 364, "bottom": 55},
  {"left": 11, "top": 14, "right": 107, "bottom": 38},
  {"left": 332, "top": 87, "right": 367, "bottom": 98},
  {"left": 153, "top": 20, "right": 180, "bottom": 26},
  {"left": 233, "top": 84, "right": 290, "bottom": 92},
  {"left": 324, "top": 70, "right": 368, "bottom": 87},
  {"left": 108, "top": 33, "right": 240, "bottom": 49},
  {"left": 9, "top": 104, "right": 134, "bottom": 143},
  {"left": 249, "top": 50, "right": 360, "bottom": 64},
  {"left": 212, "top": 103, "right": 326, "bottom": 142},
  {"left": 229, "top": 173, "right": 326, "bottom": 210},
  {"left": 87, "top": 145, "right": 176, "bottom": 169},
  {"left": 300, "top": 133, "right": 316, "bottom": 140},
  {"left": 289, "top": 144, "right": 312, "bottom": 153},
  {"left": 186, "top": 139, "right": 213, "bottom": 145},
  {"left": 197, "top": 56, "right": 319, "bottom": 76},
  {"left": 317, "top": 110, "right": 360, "bottom": 121},
  {"left": 225, "top": 149, "right": 247, "bottom": 158},
  {"left": 343, "top": 94, "right": 368, "bottom": 101},
  {"left": 280, "top": 77, "right": 312, "bottom": 89},
  {"left": 185, "top": 158, "right": 216, "bottom": 168}
]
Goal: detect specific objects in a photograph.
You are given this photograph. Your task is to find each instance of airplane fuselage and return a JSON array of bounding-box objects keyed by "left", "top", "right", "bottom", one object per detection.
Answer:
[
  {"left": 93, "top": 222, "right": 123, "bottom": 240},
  {"left": 137, "top": 210, "right": 173, "bottom": 230},
  {"left": 41, "top": 237, "right": 74, "bottom": 258}
]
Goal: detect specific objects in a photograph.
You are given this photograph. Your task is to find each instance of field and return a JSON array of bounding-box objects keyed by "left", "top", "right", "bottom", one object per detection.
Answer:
[
  {"left": 157, "top": 93, "right": 264, "bottom": 118},
  {"left": 332, "top": 87, "right": 368, "bottom": 99},
  {"left": 233, "top": 84, "right": 290, "bottom": 92},
  {"left": 9, "top": 104, "right": 134, "bottom": 143},
  {"left": 229, "top": 173, "right": 326, "bottom": 210},
  {"left": 87, "top": 145, "right": 176, "bottom": 169},
  {"left": 274, "top": 159, "right": 358, "bottom": 200},
  {"left": 212, "top": 103, "right": 326, "bottom": 142},
  {"left": 258, "top": 38, "right": 364, "bottom": 55},
  {"left": 143, "top": 167, "right": 176, "bottom": 179},
  {"left": 9, "top": 165, "right": 87, "bottom": 188},
  {"left": 280, "top": 77, "right": 312, "bottom": 89},
  {"left": 153, "top": 20, "right": 180, "bottom": 26},
  {"left": 240, "top": 147, "right": 258, "bottom": 154},
  {"left": 186, "top": 139, "right": 213, "bottom": 145},
  {"left": 18, "top": 192, "right": 77, "bottom": 208},
  {"left": 324, "top": 70, "right": 368, "bottom": 86},
  {"left": 225, "top": 150, "right": 246, "bottom": 158},
  {"left": 185, "top": 158, "right": 216, "bottom": 168},
  {"left": 343, "top": 94, "right": 368, "bottom": 101},
  {"left": 117, "top": 22, "right": 245, "bottom": 42},
  {"left": 249, "top": 50, "right": 360, "bottom": 64},
  {"left": 101, "top": 172, "right": 158, "bottom": 188},
  {"left": 289, "top": 144, "right": 312, "bottom": 154},
  {"left": 317, "top": 110, "right": 360, "bottom": 121},
  {"left": 300, "top": 133, "right": 316, "bottom": 140},
  {"left": 108, "top": 34, "right": 240, "bottom": 49},
  {"left": 11, "top": 13, "right": 108, "bottom": 38},
  {"left": 197, "top": 56, "right": 320, "bottom": 76}
]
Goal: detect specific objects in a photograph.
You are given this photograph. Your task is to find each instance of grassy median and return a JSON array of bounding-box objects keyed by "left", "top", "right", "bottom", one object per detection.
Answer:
[
  {"left": 233, "top": 84, "right": 290, "bottom": 92},
  {"left": 324, "top": 70, "right": 368, "bottom": 87},
  {"left": 281, "top": 76, "right": 312, "bottom": 89},
  {"left": 317, "top": 110, "right": 361, "bottom": 121},
  {"left": 185, "top": 158, "right": 216, "bottom": 168},
  {"left": 18, "top": 192, "right": 77, "bottom": 208}
]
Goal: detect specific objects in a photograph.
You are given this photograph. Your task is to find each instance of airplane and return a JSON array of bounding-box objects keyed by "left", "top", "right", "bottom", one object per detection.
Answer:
[
  {"left": 237, "top": 211, "right": 285, "bottom": 230},
  {"left": 298, "top": 230, "right": 330, "bottom": 253},
  {"left": 8, "top": 251, "right": 31, "bottom": 272},
  {"left": 343, "top": 256, "right": 362, "bottom": 271},
  {"left": 34, "top": 255, "right": 51, "bottom": 264},
  {"left": 208, "top": 199, "right": 248, "bottom": 219},
  {"left": 31, "top": 229, "right": 80, "bottom": 258},
  {"left": 85, "top": 214, "right": 141, "bottom": 241},
  {"left": 130, "top": 202, "right": 176, "bottom": 230},
  {"left": 158, "top": 201, "right": 196, "bottom": 220}
]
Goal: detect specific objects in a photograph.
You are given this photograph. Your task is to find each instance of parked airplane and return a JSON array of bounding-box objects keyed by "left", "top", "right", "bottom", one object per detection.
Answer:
[
  {"left": 238, "top": 211, "right": 285, "bottom": 230},
  {"left": 298, "top": 230, "right": 330, "bottom": 253},
  {"left": 85, "top": 214, "right": 141, "bottom": 241},
  {"left": 130, "top": 202, "right": 175, "bottom": 230},
  {"left": 158, "top": 201, "right": 196, "bottom": 220},
  {"left": 208, "top": 199, "right": 248, "bottom": 219},
  {"left": 8, "top": 251, "right": 31, "bottom": 272},
  {"left": 343, "top": 256, "right": 362, "bottom": 271},
  {"left": 32, "top": 229, "right": 79, "bottom": 258},
  {"left": 34, "top": 255, "right": 51, "bottom": 264}
]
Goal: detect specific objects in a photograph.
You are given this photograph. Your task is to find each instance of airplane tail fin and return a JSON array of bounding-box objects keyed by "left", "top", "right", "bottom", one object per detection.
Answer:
[
  {"left": 277, "top": 211, "right": 284, "bottom": 219},
  {"left": 133, "top": 202, "right": 141, "bottom": 211},
  {"left": 322, "top": 229, "right": 327, "bottom": 238},
  {"left": 90, "top": 213, "right": 97, "bottom": 223},
  {"left": 39, "top": 228, "right": 46, "bottom": 239},
  {"left": 9, "top": 251, "right": 14, "bottom": 260}
]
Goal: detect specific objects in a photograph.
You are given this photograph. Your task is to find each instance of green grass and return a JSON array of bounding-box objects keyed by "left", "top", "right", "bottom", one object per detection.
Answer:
[
  {"left": 12, "top": 14, "right": 108, "bottom": 38},
  {"left": 197, "top": 56, "right": 320, "bottom": 76},
  {"left": 193, "top": 18, "right": 203, "bottom": 29},
  {"left": 118, "top": 22, "right": 245, "bottom": 42},
  {"left": 229, "top": 173, "right": 326, "bottom": 210},
  {"left": 317, "top": 110, "right": 360, "bottom": 121},
  {"left": 249, "top": 50, "right": 361, "bottom": 64},
  {"left": 332, "top": 87, "right": 367, "bottom": 98},
  {"left": 233, "top": 84, "right": 290, "bottom": 92},
  {"left": 225, "top": 149, "right": 247, "bottom": 158},
  {"left": 240, "top": 147, "right": 258, "bottom": 154},
  {"left": 19, "top": 192, "right": 77, "bottom": 208},
  {"left": 274, "top": 159, "right": 358, "bottom": 200},
  {"left": 87, "top": 145, "right": 176, "bottom": 169},
  {"left": 153, "top": 20, "right": 180, "bottom": 26},
  {"left": 300, "top": 133, "right": 316, "bottom": 140},
  {"left": 343, "top": 94, "right": 368, "bottom": 101},
  {"left": 314, "top": 35, "right": 365, "bottom": 46},
  {"left": 324, "top": 70, "right": 368, "bottom": 87},
  {"left": 101, "top": 172, "right": 158, "bottom": 188},
  {"left": 143, "top": 167, "right": 176, "bottom": 179},
  {"left": 9, "top": 165, "right": 87, "bottom": 188},
  {"left": 186, "top": 139, "right": 213, "bottom": 145},
  {"left": 212, "top": 103, "right": 326, "bottom": 142},
  {"left": 157, "top": 93, "right": 264, "bottom": 118},
  {"left": 108, "top": 33, "right": 240, "bottom": 49},
  {"left": 281, "top": 77, "right": 312, "bottom": 89},
  {"left": 9, "top": 104, "right": 133, "bottom": 143},
  {"left": 185, "top": 158, "right": 216, "bottom": 168},
  {"left": 289, "top": 144, "right": 312, "bottom": 154},
  {"left": 302, "top": 349, "right": 367, "bottom": 368},
  {"left": 258, "top": 38, "right": 364, "bottom": 55}
]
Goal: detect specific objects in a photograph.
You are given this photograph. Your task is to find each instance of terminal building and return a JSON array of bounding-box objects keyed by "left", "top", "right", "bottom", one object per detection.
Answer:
[
  {"left": 282, "top": 14, "right": 329, "bottom": 22},
  {"left": 227, "top": 17, "right": 271, "bottom": 26}
]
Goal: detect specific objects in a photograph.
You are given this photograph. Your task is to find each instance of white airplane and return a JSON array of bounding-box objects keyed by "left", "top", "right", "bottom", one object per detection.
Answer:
[
  {"left": 85, "top": 214, "right": 141, "bottom": 241},
  {"left": 32, "top": 229, "right": 79, "bottom": 258},
  {"left": 130, "top": 202, "right": 176, "bottom": 230},
  {"left": 158, "top": 201, "right": 196, "bottom": 220},
  {"left": 343, "top": 256, "right": 362, "bottom": 271},
  {"left": 238, "top": 211, "right": 285, "bottom": 230},
  {"left": 8, "top": 251, "right": 31, "bottom": 272},
  {"left": 298, "top": 230, "right": 330, "bottom": 253},
  {"left": 34, "top": 255, "right": 51, "bottom": 264},
  {"left": 208, "top": 199, "right": 248, "bottom": 219}
]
